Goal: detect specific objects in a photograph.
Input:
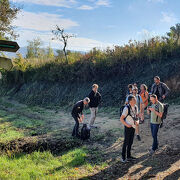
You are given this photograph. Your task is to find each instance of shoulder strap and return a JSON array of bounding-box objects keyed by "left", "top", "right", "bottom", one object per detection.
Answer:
[
  {"left": 124, "top": 104, "right": 131, "bottom": 119},
  {"left": 127, "top": 105, "right": 131, "bottom": 116}
]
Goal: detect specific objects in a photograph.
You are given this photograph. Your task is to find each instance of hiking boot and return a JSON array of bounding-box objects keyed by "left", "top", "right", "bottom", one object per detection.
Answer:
[
  {"left": 140, "top": 120, "right": 144, "bottom": 124},
  {"left": 137, "top": 135, "right": 141, "bottom": 141},
  {"left": 120, "top": 157, "right": 127, "bottom": 163},
  {"left": 127, "top": 156, "right": 137, "bottom": 161},
  {"left": 149, "top": 149, "right": 155, "bottom": 156}
]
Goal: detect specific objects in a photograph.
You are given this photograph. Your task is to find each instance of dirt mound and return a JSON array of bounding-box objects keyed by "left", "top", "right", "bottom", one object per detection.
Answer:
[{"left": 0, "top": 135, "right": 82, "bottom": 155}]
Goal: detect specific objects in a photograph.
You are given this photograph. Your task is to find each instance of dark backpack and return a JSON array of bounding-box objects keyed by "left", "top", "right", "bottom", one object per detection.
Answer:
[
  {"left": 120, "top": 104, "right": 134, "bottom": 119},
  {"left": 162, "top": 103, "right": 169, "bottom": 120},
  {"left": 157, "top": 103, "right": 169, "bottom": 128},
  {"left": 81, "top": 124, "right": 90, "bottom": 140},
  {"left": 120, "top": 105, "right": 129, "bottom": 118}
]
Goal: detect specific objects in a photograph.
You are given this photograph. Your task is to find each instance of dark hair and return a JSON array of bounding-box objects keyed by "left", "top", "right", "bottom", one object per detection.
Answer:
[
  {"left": 128, "top": 95, "right": 135, "bottom": 102},
  {"left": 128, "top": 84, "right": 133, "bottom": 89},
  {"left": 154, "top": 76, "right": 160, "bottom": 80},
  {"left": 150, "top": 94, "right": 157, "bottom": 99}
]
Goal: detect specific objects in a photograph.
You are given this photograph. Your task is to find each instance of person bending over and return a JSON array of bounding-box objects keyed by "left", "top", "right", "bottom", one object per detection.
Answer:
[{"left": 72, "top": 97, "right": 90, "bottom": 138}]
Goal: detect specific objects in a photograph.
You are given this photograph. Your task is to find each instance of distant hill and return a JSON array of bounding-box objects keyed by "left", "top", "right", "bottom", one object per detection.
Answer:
[{"left": 4, "top": 47, "right": 86, "bottom": 58}]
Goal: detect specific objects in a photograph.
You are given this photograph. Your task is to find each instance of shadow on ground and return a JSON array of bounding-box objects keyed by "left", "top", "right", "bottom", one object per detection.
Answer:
[{"left": 80, "top": 147, "right": 180, "bottom": 180}]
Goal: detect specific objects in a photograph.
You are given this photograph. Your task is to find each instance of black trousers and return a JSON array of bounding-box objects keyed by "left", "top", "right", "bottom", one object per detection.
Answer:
[
  {"left": 122, "top": 126, "right": 135, "bottom": 159},
  {"left": 72, "top": 115, "right": 79, "bottom": 137}
]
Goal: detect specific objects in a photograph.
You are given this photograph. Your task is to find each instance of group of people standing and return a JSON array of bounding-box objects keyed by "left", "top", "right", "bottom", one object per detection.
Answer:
[
  {"left": 120, "top": 76, "right": 170, "bottom": 162},
  {"left": 71, "top": 76, "right": 170, "bottom": 163}
]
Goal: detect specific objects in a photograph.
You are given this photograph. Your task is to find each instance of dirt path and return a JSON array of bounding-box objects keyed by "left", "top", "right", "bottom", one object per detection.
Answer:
[{"left": 0, "top": 98, "right": 179, "bottom": 179}]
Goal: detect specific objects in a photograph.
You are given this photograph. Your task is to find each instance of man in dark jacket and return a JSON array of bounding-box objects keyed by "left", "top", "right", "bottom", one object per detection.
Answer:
[
  {"left": 151, "top": 76, "right": 170, "bottom": 103},
  {"left": 72, "top": 97, "right": 90, "bottom": 138},
  {"left": 88, "top": 84, "right": 101, "bottom": 128}
]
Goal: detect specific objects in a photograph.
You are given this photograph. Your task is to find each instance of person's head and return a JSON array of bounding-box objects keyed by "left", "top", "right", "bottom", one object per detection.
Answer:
[
  {"left": 140, "top": 84, "right": 148, "bottom": 92},
  {"left": 92, "top": 84, "right": 98, "bottom": 92},
  {"left": 133, "top": 83, "right": 138, "bottom": 87},
  {"left": 128, "top": 95, "right": 136, "bottom": 106},
  {"left": 150, "top": 94, "right": 158, "bottom": 104},
  {"left": 154, "top": 76, "right": 160, "bottom": 85},
  {"left": 83, "top": 97, "right": 90, "bottom": 105},
  {"left": 128, "top": 84, "right": 133, "bottom": 92},
  {"left": 132, "top": 86, "right": 138, "bottom": 95}
]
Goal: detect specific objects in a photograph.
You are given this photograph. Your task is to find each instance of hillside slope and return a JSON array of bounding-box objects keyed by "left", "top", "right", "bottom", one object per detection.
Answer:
[{"left": 0, "top": 58, "right": 179, "bottom": 107}]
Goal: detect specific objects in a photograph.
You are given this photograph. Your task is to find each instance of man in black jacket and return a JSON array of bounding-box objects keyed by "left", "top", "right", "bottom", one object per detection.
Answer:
[
  {"left": 88, "top": 84, "right": 101, "bottom": 128},
  {"left": 151, "top": 76, "right": 170, "bottom": 103},
  {"left": 72, "top": 97, "right": 90, "bottom": 138}
]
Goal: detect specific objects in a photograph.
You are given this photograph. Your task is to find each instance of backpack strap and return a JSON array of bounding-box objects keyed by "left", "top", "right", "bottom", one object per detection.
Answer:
[
  {"left": 124, "top": 104, "right": 131, "bottom": 119},
  {"left": 137, "top": 95, "right": 141, "bottom": 108},
  {"left": 156, "top": 103, "right": 160, "bottom": 122}
]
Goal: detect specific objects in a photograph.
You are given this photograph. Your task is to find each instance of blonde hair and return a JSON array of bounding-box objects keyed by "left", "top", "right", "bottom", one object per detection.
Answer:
[{"left": 92, "top": 84, "right": 99, "bottom": 89}]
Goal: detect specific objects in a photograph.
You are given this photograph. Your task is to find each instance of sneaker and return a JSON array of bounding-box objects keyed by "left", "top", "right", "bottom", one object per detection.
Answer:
[
  {"left": 127, "top": 156, "right": 137, "bottom": 161},
  {"left": 120, "top": 157, "right": 127, "bottom": 163},
  {"left": 149, "top": 149, "right": 155, "bottom": 155},
  {"left": 90, "top": 125, "right": 98, "bottom": 129},
  {"left": 137, "top": 135, "right": 141, "bottom": 141}
]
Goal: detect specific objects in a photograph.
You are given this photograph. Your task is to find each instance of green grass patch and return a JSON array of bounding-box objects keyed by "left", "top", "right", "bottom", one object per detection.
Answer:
[
  {"left": 0, "top": 148, "right": 107, "bottom": 179},
  {"left": 0, "top": 122, "right": 24, "bottom": 143}
]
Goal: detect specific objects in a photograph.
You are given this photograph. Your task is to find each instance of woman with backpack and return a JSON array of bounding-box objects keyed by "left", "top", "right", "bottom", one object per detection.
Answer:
[{"left": 140, "top": 84, "right": 149, "bottom": 123}]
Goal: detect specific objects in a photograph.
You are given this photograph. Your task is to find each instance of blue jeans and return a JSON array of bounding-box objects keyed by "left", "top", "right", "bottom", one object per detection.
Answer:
[{"left": 151, "top": 123, "right": 159, "bottom": 151}]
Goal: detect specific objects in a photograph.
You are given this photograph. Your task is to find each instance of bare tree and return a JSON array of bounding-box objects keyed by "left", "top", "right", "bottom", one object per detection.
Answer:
[{"left": 52, "top": 25, "right": 75, "bottom": 62}]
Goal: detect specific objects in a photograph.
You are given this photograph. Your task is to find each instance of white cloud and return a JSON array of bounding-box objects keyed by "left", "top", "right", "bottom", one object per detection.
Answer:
[
  {"left": 16, "top": 30, "right": 113, "bottom": 51},
  {"left": 78, "top": 5, "right": 94, "bottom": 10},
  {"left": 67, "top": 37, "right": 112, "bottom": 51},
  {"left": 95, "top": 0, "right": 110, "bottom": 6},
  {"left": 13, "top": 11, "right": 79, "bottom": 31},
  {"left": 11, "top": 0, "right": 77, "bottom": 8},
  {"left": 161, "top": 12, "right": 177, "bottom": 24},
  {"left": 137, "top": 29, "right": 157, "bottom": 41},
  {"left": 78, "top": 0, "right": 111, "bottom": 11},
  {"left": 147, "top": 0, "right": 164, "bottom": 3},
  {"left": 107, "top": 25, "right": 116, "bottom": 29}
]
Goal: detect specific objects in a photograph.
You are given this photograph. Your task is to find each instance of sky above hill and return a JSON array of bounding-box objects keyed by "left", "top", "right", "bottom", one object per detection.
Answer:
[{"left": 11, "top": 0, "right": 180, "bottom": 51}]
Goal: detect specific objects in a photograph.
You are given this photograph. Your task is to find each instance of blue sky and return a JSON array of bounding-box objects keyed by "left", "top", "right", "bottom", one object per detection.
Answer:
[{"left": 11, "top": 0, "right": 180, "bottom": 51}]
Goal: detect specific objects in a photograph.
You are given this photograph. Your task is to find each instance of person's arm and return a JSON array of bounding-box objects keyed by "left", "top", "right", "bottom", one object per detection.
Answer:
[
  {"left": 139, "top": 96, "right": 143, "bottom": 113},
  {"left": 151, "top": 84, "right": 155, "bottom": 94},
  {"left": 147, "top": 108, "right": 150, "bottom": 115},
  {"left": 148, "top": 107, "right": 163, "bottom": 118},
  {"left": 162, "top": 83, "right": 170, "bottom": 98},
  {"left": 88, "top": 91, "right": 93, "bottom": 99},
  {"left": 120, "top": 115, "right": 132, "bottom": 128},
  {"left": 73, "top": 102, "right": 81, "bottom": 118},
  {"left": 144, "top": 92, "right": 149, "bottom": 103}
]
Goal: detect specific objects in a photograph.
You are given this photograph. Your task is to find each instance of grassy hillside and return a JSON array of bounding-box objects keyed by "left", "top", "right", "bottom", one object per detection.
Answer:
[
  {"left": 0, "top": 57, "right": 179, "bottom": 108},
  {"left": 0, "top": 36, "right": 180, "bottom": 107}
]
